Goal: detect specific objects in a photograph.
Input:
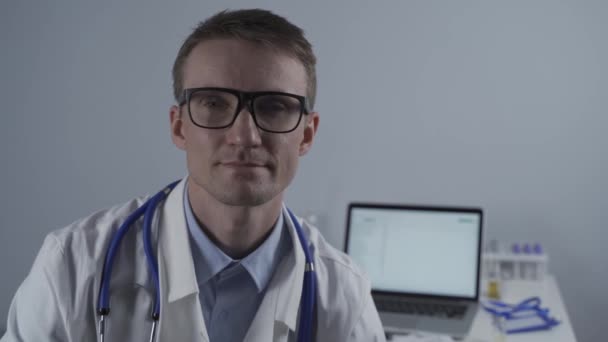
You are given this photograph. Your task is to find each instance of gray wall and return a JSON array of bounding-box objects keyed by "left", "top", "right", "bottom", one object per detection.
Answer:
[{"left": 1, "top": 1, "right": 606, "bottom": 341}]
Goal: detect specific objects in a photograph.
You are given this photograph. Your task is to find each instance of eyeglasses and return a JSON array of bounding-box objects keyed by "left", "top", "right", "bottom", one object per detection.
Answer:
[{"left": 178, "top": 87, "right": 311, "bottom": 133}]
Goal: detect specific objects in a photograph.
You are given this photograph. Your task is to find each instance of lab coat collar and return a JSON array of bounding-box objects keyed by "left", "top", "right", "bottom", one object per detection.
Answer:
[
  {"left": 151, "top": 180, "right": 307, "bottom": 339},
  {"left": 275, "top": 203, "right": 306, "bottom": 330},
  {"left": 133, "top": 228, "right": 152, "bottom": 289},
  {"left": 242, "top": 203, "right": 306, "bottom": 341},
  {"left": 153, "top": 180, "right": 307, "bottom": 305},
  {"left": 246, "top": 203, "right": 306, "bottom": 338}
]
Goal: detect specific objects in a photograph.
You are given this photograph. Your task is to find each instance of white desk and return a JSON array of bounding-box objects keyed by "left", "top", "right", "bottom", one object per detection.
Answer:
[
  {"left": 389, "top": 275, "right": 577, "bottom": 342},
  {"left": 467, "top": 275, "right": 576, "bottom": 342}
]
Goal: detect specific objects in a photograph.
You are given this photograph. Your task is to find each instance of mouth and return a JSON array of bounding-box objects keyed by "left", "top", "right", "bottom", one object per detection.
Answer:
[{"left": 220, "top": 161, "right": 267, "bottom": 168}]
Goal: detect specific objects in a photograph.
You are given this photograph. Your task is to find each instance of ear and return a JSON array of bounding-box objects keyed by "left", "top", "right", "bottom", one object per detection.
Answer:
[
  {"left": 170, "top": 105, "right": 186, "bottom": 151},
  {"left": 299, "top": 112, "right": 320, "bottom": 156}
]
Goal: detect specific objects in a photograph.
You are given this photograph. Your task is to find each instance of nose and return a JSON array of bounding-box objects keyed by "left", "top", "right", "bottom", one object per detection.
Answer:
[{"left": 224, "top": 106, "right": 262, "bottom": 147}]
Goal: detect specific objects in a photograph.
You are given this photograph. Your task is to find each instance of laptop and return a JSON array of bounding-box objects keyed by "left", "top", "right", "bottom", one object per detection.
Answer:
[{"left": 344, "top": 203, "right": 483, "bottom": 339}]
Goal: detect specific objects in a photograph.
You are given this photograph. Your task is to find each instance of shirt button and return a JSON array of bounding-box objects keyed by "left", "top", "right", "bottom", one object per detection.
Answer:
[{"left": 220, "top": 310, "right": 228, "bottom": 320}]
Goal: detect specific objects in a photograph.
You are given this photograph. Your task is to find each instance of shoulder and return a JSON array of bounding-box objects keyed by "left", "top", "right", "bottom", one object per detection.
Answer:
[
  {"left": 3, "top": 196, "right": 153, "bottom": 340},
  {"left": 33, "top": 195, "right": 152, "bottom": 301},
  {"left": 48, "top": 196, "right": 149, "bottom": 259}
]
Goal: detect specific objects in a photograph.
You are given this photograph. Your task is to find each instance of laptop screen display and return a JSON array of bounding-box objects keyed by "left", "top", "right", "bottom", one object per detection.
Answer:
[{"left": 346, "top": 206, "right": 481, "bottom": 298}]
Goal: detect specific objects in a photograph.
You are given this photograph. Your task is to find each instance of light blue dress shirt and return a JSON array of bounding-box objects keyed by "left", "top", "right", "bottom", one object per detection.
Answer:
[{"left": 183, "top": 186, "right": 291, "bottom": 342}]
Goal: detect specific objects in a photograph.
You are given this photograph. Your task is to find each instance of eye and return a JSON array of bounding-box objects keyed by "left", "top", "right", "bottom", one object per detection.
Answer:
[
  {"left": 189, "top": 90, "right": 236, "bottom": 112},
  {"left": 255, "top": 95, "right": 299, "bottom": 114},
  {"left": 199, "top": 96, "right": 229, "bottom": 109},
  {"left": 258, "top": 101, "right": 287, "bottom": 112}
]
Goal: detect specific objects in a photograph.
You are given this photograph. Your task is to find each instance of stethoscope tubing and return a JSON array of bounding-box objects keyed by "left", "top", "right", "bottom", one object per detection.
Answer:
[
  {"left": 97, "top": 181, "right": 316, "bottom": 342},
  {"left": 482, "top": 296, "right": 560, "bottom": 333},
  {"left": 288, "top": 208, "right": 317, "bottom": 342}
]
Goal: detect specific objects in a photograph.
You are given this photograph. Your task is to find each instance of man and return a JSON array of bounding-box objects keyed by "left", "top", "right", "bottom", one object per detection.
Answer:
[{"left": 1, "top": 9, "right": 386, "bottom": 342}]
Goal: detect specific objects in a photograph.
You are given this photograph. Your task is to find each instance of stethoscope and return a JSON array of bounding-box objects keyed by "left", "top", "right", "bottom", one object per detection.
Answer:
[
  {"left": 96, "top": 181, "right": 317, "bottom": 342},
  {"left": 482, "top": 296, "right": 560, "bottom": 334}
]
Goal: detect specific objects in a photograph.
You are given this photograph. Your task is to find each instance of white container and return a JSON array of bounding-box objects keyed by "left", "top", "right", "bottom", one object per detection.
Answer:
[{"left": 482, "top": 244, "right": 548, "bottom": 281}]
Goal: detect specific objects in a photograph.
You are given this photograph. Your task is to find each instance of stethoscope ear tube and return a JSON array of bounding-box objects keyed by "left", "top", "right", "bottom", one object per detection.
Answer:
[
  {"left": 142, "top": 190, "right": 166, "bottom": 320},
  {"left": 97, "top": 181, "right": 179, "bottom": 341},
  {"left": 287, "top": 208, "right": 317, "bottom": 342},
  {"left": 97, "top": 199, "right": 150, "bottom": 342},
  {"left": 141, "top": 181, "right": 179, "bottom": 320},
  {"left": 298, "top": 265, "right": 316, "bottom": 342},
  {"left": 97, "top": 200, "right": 151, "bottom": 314}
]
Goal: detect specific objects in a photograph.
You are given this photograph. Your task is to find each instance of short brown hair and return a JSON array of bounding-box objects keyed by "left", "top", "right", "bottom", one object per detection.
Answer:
[{"left": 172, "top": 9, "right": 317, "bottom": 109}]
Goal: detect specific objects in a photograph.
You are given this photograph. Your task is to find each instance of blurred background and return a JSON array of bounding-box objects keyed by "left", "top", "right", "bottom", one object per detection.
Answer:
[{"left": 1, "top": 1, "right": 606, "bottom": 340}]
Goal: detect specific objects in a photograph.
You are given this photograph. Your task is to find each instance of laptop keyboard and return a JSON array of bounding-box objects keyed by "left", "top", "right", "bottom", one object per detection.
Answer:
[{"left": 374, "top": 298, "right": 467, "bottom": 319}]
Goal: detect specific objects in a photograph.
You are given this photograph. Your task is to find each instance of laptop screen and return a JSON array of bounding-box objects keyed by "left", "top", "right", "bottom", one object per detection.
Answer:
[{"left": 345, "top": 205, "right": 482, "bottom": 299}]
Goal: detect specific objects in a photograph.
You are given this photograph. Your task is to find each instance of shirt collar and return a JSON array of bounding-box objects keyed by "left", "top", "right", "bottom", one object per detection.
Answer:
[
  {"left": 184, "top": 182, "right": 290, "bottom": 292},
  {"left": 246, "top": 203, "right": 310, "bottom": 334},
  {"left": 240, "top": 213, "right": 288, "bottom": 292}
]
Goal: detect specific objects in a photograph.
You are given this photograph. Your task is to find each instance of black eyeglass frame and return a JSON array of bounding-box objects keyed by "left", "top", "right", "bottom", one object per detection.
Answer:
[{"left": 178, "top": 87, "right": 312, "bottom": 133}]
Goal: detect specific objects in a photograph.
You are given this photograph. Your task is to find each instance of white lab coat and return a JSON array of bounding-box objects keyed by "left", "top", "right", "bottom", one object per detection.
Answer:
[{"left": 1, "top": 179, "right": 386, "bottom": 341}]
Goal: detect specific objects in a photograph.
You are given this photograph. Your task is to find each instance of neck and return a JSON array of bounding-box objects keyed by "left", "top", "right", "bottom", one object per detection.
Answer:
[{"left": 186, "top": 180, "right": 283, "bottom": 259}]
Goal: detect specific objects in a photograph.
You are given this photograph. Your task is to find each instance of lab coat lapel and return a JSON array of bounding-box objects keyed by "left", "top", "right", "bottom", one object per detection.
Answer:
[
  {"left": 132, "top": 224, "right": 153, "bottom": 291},
  {"left": 155, "top": 178, "right": 209, "bottom": 341},
  {"left": 244, "top": 205, "right": 306, "bottom": 342}
]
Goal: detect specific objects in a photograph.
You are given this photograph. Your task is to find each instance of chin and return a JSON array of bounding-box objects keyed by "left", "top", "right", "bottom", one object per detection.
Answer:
[{"left": 213, "top": 183, "right": 279, "bottom": 207}]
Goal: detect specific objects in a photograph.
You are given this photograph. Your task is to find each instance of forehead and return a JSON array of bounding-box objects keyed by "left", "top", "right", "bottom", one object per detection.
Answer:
[{"left": 183, "top": 39, "right": 307, "bottom": 95}]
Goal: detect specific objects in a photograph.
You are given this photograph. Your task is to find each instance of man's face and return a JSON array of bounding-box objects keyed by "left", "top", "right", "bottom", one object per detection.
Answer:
[{"left": 170, "top": 39, "right": 319, "bottom": 206}]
